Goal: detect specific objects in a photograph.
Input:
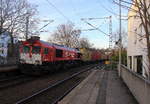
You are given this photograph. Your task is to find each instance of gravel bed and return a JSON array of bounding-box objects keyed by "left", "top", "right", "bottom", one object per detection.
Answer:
[
  {"left": 0, "top": 70, "right": 21, "bottom": 79},
  {"left": 19, "top": 70, "right": 91, "bottom": 104},
  {"left": 0, "top": 75, "right": 34, "bottom": 90},
  {"left": 0, "top": 64, "right": 96, "bottom": 104}
]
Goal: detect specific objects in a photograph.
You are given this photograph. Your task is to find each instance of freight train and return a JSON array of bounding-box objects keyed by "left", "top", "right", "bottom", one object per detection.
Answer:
[{"left": 19, "top": 36, "right": 105, "bottom": 75}]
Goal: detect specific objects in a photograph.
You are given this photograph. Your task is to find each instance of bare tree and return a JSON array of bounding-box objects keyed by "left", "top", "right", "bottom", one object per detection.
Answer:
[
  {"left": 114, "top": 28, "right": 127, "bottom": 48},
  {"left": 0, "top": 0, "right": 38, "bottom": 56},
  {"left": 48, "top": 23, "right": 81, "bottom": 48},
  {"left": 79, "top": 37, "right": 92, "bottom": 48}
]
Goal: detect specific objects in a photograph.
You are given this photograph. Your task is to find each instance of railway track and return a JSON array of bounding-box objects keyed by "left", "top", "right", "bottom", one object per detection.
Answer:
[
  {"left": 0, "top": 64, "right": 102, "bottom": 104},
  {"left": 15, "top": 64, "right": 102, "bottom": 104},
  {"left": 0, "top": 75, "right": 35, "bottom": 89},
  {"left": 0, "top": 75, "right": 24, "bottom": 82},
  {"left": 49, "top": 64, "right": 105, "bottom": 104}
]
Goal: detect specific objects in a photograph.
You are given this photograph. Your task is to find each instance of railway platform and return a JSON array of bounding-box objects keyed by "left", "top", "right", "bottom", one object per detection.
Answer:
[{"left": 58, "top": 68, "right": 138, "bottom": 104}]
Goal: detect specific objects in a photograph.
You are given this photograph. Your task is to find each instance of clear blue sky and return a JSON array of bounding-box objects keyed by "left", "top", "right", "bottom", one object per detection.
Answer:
[{"left": 29, "top": 0, "right": 128, "bottom": 49}]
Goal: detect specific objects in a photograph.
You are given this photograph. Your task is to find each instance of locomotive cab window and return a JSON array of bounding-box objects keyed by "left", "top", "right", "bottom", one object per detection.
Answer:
[
  {"left": 44, "top": 48, "right": 49, "bottom": 54},
  {"left": 56, "top": 49, "right": 63, "bottom": 58},
  {"left": 32, "top": 46, "right": 41, "bottom": 54},
  {"left": 23, "top": 46, "right": 30, "bottom": 53}
]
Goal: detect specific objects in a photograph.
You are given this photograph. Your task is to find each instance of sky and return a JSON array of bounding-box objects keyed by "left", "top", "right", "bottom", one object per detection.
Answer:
[{"left": 29, "top": 0, "right": 128, "bottom": 49}]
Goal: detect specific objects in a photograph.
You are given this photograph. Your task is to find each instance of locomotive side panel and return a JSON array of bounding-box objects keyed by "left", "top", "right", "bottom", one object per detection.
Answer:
[
  {"left": 41, "top": 46, "right": 55, "bottom": 63},
  {"left": 91, "top": 51, "right": 101, "bottom": 61},
  {"left": 53, "top": 46, "right": 80, "bottom": 62}
]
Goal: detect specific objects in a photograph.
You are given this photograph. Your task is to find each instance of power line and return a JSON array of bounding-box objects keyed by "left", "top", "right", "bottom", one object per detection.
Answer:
[
  {"left": 39, "top": 20, "right": 54, "bottom": 31},
  {"left": 81, "top": 28, "right": 97, "bottom": 31},
  {"left": 98, "top": 20, "right": 107, "bottom": 28},
  {"left": 45, "top": 0, "right": 72, "bottom": 23},
  {"left": 81, "top": 18, "right": 109, "bottom": 36},
  {"left": 81, "top": 16, "right": 113, "bottom": 49},
  {"left": 97, "top": 0, "right": 127, "bottom": 18},
  {"left": 81, "top": 17, "right": 110, "bottom": 20}
]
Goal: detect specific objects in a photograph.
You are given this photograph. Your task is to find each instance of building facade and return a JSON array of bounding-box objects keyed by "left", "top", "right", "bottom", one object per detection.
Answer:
[
  {"left": 0, "top": 31, "right": 18, "bottom": 59},
  {"left": 127, "top": 1, "right": 150, "bottom": 78}
]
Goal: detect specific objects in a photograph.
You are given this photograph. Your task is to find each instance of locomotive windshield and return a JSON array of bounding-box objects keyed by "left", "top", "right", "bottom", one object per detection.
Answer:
[
  {"left": 23, "top": 46, "right": 30, "bottom": 53},
  {"left": 32, "top": 46, "right": 41, "bottom": 54}
]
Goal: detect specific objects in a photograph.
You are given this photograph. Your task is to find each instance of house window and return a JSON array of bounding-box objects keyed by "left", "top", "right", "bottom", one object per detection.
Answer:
[
  {"left": 23, "top": 46, "right": 30, "bottom": 53},
  {"left": 0, "top": 43, "right": 4, "bottom": 48},
  {"left": 0, "top": 49, "right": 2, "bottom": 54},
  {"left": 56, "top": 49, "right": 63, "bottom": 58},
  {"left": 136, "top": 56, "right": 143, "bottom": 75},
  {"left": 129, "top": 56, "right": 132, "bottom": 69},
  {"left": 32, "top": 46, "right": 41, "bottom": 54},
  {"left": 2, "top": 50, "right": 4, "bottom": 54},
  {"left": 2, "top": 43, "right": 4, "bottom": 47}
]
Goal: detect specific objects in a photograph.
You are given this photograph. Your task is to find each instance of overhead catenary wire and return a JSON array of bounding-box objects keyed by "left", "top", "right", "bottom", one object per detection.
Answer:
[
  {"left": 97, "top": 0, "right": 127, "bottom": 18},
  {"left": 118, "top": 0, "right": 134, "bottom": 5},
  {"left": 81, "top": 17, "right": 108, "bottom": 29},
  {"left": 39, "top": 20, "right": 54, "bottom": 31},
  {"left": 81, "top": 16, "right": 113, "bottom": 49},
  {"left": 81, "top": 28, "right": 97, "bottom": 31},
  {"left": 81, "top": 19, "right": 109, "bottom": 36},
  {"left": 45, "top": 0, "right": 72, "bottom": 23},
  {"left": 32, "top": 20, "right": 54, "bottom": 35},
  {"left": 98, "top": 19, "right": 107, "bottom": 28}
]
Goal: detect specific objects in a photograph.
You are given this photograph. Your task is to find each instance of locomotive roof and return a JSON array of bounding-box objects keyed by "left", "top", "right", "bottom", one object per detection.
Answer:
[{"left": 40, "top": 40, "right": 80, "bottom": 52}]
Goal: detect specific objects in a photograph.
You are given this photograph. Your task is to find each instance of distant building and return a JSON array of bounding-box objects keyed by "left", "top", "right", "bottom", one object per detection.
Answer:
[
  {"left": 0, "top": 31, "right": 18, "bottom": 58},
  {"left": 127, "top": 1, "right": 150, "bottom": 78}
]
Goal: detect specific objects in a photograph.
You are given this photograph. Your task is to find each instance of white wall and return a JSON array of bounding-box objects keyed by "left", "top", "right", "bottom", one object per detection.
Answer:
[{"left": 127, "top": 1, "right": 150, "bottom": 77}]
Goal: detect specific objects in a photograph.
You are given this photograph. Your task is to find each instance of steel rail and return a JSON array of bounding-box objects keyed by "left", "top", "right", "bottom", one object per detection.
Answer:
[
  {"left": 52, "top": 65, "right": 106, "bottom": 104},
  {"left": 0, "top": 75, "right": 34, "bottom": 89},
  {"left": 15, "top": 65, "right": 97, "bottom": 104},
  {"left": 0, "top": 75, "right": 25, "bottom": 82},
  {"left": 51, "top": 80, "right": 82, "bottom": 104}
]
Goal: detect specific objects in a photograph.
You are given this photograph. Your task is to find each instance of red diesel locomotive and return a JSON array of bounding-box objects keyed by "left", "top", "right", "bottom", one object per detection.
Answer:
[{"left": 19, "top": 36, "right": 81, "bottom": 74}]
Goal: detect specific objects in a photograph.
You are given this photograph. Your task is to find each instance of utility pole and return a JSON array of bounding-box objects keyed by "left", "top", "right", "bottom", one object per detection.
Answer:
[
  {"left": 0, "top": 0, "right": 2, "bottom": 34},
  {"left": 25, "top": 15, "right": 29, "bottom": 40},
  {"left": 109, "top": 16, "right": 113, "bottom": 69},
  {"left": 119, "top": 0, "right": 122, "bottom": 76},
  {"left": 109, "top": 16, "right": 112, "bottom": 49}
]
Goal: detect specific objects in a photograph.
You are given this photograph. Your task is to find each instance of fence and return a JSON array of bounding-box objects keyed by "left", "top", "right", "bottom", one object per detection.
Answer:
[{"left": 120, "top": 65, "right": 150, "bottom": 104}]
